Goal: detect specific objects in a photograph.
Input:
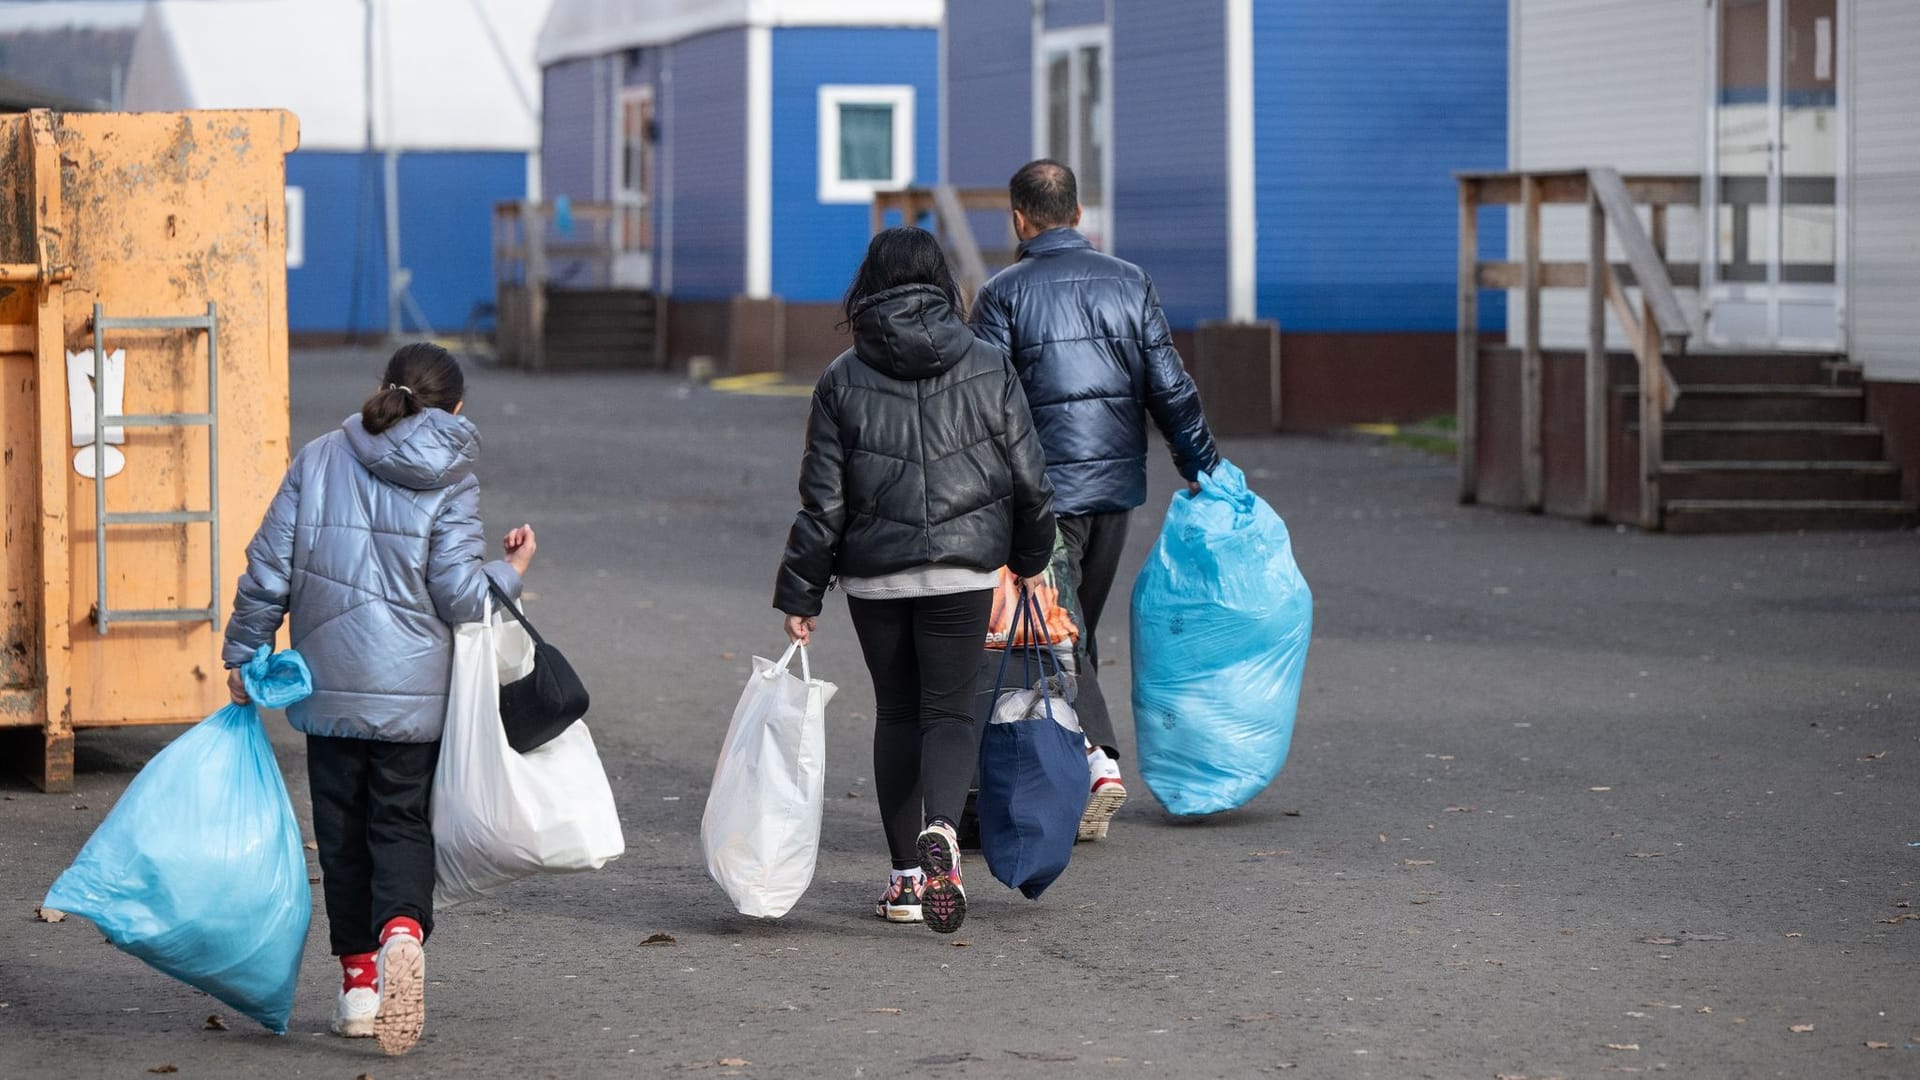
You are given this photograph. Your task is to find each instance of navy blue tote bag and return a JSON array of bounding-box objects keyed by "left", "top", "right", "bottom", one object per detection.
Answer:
[{"left": 976, "top": 593, "right": 1090, "bottom": 899}]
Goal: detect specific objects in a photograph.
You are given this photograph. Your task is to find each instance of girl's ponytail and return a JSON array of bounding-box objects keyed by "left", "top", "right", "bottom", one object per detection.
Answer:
[{"left": 359, "top": 343, "right": 465, "bottom": 435}]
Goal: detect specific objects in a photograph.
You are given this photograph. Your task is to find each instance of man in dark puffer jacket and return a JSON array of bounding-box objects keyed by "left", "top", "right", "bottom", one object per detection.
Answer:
[{"left": 971, "top": 159, "right": 1222, "bottom": 842}]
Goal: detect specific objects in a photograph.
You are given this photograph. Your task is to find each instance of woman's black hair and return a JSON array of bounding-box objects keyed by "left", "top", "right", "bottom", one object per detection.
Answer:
[
  {"left": 360, "top": 342, "right": 465, "bottom": 435},
  {"left": 841, "top": 226, "right": 965, "bottom": 328}
]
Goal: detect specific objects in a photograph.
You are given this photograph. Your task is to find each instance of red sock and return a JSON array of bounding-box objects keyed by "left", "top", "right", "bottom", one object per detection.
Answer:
[
  {"left": 379, "top": 916, "right": 423, "bottom": 945},
  {"left": 340, "top": 951, "right": 377, "bottom": 991}
]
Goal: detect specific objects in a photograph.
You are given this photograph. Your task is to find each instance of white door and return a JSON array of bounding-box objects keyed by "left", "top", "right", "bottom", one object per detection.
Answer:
[
  {"left": 613, "top": 86, "right": 655, "bottom": 289},
  {"left": 1707, "top": 0, "right": 1843, "bottom": 349},
  {"left": 1034, "top": 25, "right": 1112, "bottom": 250}
]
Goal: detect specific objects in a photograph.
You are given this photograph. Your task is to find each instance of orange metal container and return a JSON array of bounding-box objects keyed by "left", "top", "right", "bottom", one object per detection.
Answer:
[{"left": 0, "top": 109, "right": 298, "bottom": 791}]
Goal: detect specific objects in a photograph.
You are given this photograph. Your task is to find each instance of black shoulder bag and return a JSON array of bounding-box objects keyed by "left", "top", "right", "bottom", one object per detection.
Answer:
[{"left": 490, "top": 581, "right": 591, "bottom": 754}]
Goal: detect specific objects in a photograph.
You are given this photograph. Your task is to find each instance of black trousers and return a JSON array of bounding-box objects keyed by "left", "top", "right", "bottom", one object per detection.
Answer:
[
  {"left": 847, "top": 589, "right": 993, "bottom": 870},
  {"left": 306, "top": 734, "right": 439, "bottom": 956},
  {"left": 1057, "top": 510, "right": 1130, "bottom": 758}
]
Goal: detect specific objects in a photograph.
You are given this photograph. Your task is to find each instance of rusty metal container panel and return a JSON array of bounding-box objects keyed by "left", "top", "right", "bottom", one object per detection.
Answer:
[{"left": 0, "top": 109, "right": 298, "bottom": 790}]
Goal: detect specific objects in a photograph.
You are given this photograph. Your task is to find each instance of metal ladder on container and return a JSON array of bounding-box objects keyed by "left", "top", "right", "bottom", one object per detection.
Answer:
[{"left": 88, "top": 302, "right": 221, "bottom": 634}]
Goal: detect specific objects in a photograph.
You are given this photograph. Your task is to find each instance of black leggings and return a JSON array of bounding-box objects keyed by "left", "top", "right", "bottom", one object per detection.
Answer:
[
  {"left": 307, "top": 734, "right": 439, "bottom": 956},
  {"left": 847, "top": 590, "right": 993, "bottom": 870}
]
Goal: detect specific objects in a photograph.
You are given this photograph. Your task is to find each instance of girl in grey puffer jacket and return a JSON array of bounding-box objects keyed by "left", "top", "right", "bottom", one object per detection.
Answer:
[{"left": 222, "top": 343, "right": 534, "bottom": 1055}]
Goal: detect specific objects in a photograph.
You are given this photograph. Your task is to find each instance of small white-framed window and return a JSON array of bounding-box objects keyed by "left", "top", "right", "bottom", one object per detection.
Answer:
[
  {"left": 285, "top": 185, "right": 305, "bottom": 270},
  {"left": 817, "top": 85, "right": 915, "bottom": 204}
]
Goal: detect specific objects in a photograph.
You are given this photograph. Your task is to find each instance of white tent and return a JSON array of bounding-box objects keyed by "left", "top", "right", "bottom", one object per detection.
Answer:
[{"left": 125, "top": 0, "right": 552, "bottom": 152}]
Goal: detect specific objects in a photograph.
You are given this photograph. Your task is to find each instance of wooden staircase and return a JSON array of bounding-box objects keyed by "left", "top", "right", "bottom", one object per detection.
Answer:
[
  {"left": 1630, "top": 352, "right": 1917, "bottom": 532},
  {"left": 537, "top": 288, "right": 660, "bottom": 370}
]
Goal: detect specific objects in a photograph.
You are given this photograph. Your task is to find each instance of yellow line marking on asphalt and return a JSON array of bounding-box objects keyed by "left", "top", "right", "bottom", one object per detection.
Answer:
[
  {"left": 708, "top": 372, "right": 785, "bottom": 390},
  {"left": 709, "top": 371, "right": 814, "bottom": 397}
]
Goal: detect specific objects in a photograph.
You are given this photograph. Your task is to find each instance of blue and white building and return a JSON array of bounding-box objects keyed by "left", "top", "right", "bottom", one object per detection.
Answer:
[
  {"left": 946, "top": 0, "right": 1509, "bottom": 429},
  {"left": 124, "top": 0, "right": 550, "bottom": 338},
  {"left": 535, "top": 0, "right": 942, "bottom": 366}
]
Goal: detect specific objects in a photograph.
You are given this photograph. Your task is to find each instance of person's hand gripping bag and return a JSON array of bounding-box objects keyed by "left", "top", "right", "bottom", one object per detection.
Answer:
[
  {"left": 43, "top": 647, "right": 315, "bottom": 1033},
  {"left": 1130, "top": 460, "right": 1312, "bottom": 815}
]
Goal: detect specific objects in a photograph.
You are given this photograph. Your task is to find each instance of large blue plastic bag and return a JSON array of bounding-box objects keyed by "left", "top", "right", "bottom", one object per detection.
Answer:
[
  {"left": 43, "top": 647, "right": 314, "bottom": 1033},
  {"left": 978, "top": 598, "right": 1088, "bottom": 899},
  {"left": 1130, "top": 459, "right": 1312, "bottom": 816}
]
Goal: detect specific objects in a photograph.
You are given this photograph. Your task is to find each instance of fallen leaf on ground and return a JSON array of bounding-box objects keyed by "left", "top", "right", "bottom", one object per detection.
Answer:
[
  {"left": 1104, "top": 1057, "right": 1129, "bottom": 1065},
  {"left": 1897, "top": 899, "right": 1912, "bottom": 908},
  {"left": 1443, "top": 805, "right": 1478, "bottom": 812},
  {"left": 1590, "top": 786, "right": 1613, "bottom": 792},
  {"left": 718, "top": 1059, "right": 749, "bottom": 1068},
  {"left": 1642, "top": 937, "right": 1678, "bottom": 945},
  {"left": 1404, "top": 859, "right": 1436, "bottom": 867},
  {"left": 1784, "top": 932, "right": 1802, "bottom": 938},
  {"left": 845, "top": 791, "right": 862, "bottom": 798},
  {"left": 1272, "top": 1065, "right": 1297, "bottom": 1071},
  {"left": 1412, "top": 898, "right": 1433, "bottom": 905},
  {"left": 1604, "top": 1043, "right": 1640, "bottom": 1051},
  {"left": 204, "top": 1014, "right": 227, "bottom": 1031},
  {"left": 1866, "top": 1041, "right": 1891, "bottom": 1050},
  {"left": 1789, "top": 1024, "right": 1815, "bottom": 1034},
  {"left": 1379, "top": 833, "right": 1389, "bottom": 843},
  {"left": 148, "top": 1068, "right": 178, "bottom": 1076},
  {"left": 951, "top": 941, "right": 971, "bottom": 948},
  {"left": 1876, "top": 914, "right": 1919, "bottom": 925},
  {"left": 720, "top": 652, "right": 737, "bottom": 661},
  {"left": 1627, "top": 852, "right": 1667, "bottom": 859},
  {"left": 357, "top": 1074, "right": 374, "bottom": 1080},
  {"left": 1858, "top": 750, "right": 1888, "bottom": 761},
  {"left": 34, "top": 907, "right": 65, "bottom": 923},
  {"left": 871, "top": 1008, "right": 902, "bottom": 1014},
  {"left": 1696, "top": 1006, "right": 1712, "bottom": 1014},
  {"left": 640, "top": 932, "right": 677, "bottom": 946}
]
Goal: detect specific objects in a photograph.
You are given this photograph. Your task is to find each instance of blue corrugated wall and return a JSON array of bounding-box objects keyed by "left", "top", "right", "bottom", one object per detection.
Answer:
[
  {"left": 1114, "top": 0, "right": 1228, "bottom": 329},
  {"left": 1253, "top": 1, "right": 1507, "bottom": 332},
  {"left": 542, "top": 57, "right": 600, "bottom": 202},
  {"left": 770, "top": 27, "right": 940, "bottom": 303},
  {"left": 945, "top": 2, "right": 1033, "bottom": 188},
  {"left": 666, "top": 30, "right": 749, "bottom": 299},
  {"left": 285, "top": 150, "right": 527, "bottom": 335}
]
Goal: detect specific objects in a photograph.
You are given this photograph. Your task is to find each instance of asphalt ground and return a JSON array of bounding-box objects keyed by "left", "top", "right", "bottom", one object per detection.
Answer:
[{"left": 3, "top": 347, "right": 1917, "bottom": 1079}]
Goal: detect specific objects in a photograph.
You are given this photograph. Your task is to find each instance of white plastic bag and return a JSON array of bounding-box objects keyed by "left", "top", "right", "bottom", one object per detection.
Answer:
[
  {"left": 432, "top": 603, "right": 625, "bottom": 907},
  {"left": 700, "top": 643, "right": 836, "bottom": 918}
]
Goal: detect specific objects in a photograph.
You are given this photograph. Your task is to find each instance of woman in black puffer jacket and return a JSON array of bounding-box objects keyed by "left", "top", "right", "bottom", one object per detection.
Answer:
[{"left": 775, "top": 227, "right": 1055, "bottom": 935}]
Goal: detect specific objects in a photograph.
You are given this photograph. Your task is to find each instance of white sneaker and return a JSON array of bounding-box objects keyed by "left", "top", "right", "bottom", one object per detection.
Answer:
[
  {"left": 374, "top": 930, "right": 426, "bottom": 1056},
  {"left": 1079, "top": 749, "right": 1127, "bottom": 842},
  {"left": 330, "top": 986, "right": 378, "bottom": 1038}
]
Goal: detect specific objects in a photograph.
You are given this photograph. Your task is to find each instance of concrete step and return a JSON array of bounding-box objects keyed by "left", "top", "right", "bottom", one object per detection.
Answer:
[
  {"left": 1663, "top": 499, "right": 1919, "bottom": 534},
  {"left": 1659, "top": 460, "right": 1903, "bottom": 502},
  {"left": 1649, "top": 421, "right": 1886, "bottom": 461},
  {"left": 1622, "top": 384, "right": 1866, "bottom": 423}
]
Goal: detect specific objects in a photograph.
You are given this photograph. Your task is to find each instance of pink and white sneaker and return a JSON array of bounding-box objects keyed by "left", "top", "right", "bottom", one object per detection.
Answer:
[{"left": 1080, "top": 749, "right": 1128, "bottom": 842}]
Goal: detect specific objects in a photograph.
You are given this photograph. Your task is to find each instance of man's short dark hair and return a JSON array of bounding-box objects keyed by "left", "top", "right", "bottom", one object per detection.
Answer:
[{"left": 1009, "top": 159, "right": 1078, "bottom": 229}]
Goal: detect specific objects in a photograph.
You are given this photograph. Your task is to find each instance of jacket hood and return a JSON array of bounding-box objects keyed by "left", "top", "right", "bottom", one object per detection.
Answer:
[
  {"left": 850, "top": 283, "right": 982, "bottom": 381},
  {"left": 341, "top": 408, "right": 479, "bottom": 491}
]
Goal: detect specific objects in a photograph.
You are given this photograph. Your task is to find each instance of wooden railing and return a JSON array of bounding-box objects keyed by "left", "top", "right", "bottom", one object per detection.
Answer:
[
  {"left": 1457, "top": 169, "right": 1700, "bottom": 528},
  {"left": 871, "top": 186, "right": 1013, "bottom": 306},
  {"left": 493, "top": 200, "right": 644, "bottom": 369}
]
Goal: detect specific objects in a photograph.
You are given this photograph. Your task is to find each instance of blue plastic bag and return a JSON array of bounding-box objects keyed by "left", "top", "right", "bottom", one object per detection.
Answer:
[
  {"left": 1131, "top": 459, "right": 1312, "bottom": 816},
  {"left": 44, "top": 647, "right": 314, "bottom": 1033},
  {"left": 977, "top": 596, "right": 1089, "bottom": 899}
]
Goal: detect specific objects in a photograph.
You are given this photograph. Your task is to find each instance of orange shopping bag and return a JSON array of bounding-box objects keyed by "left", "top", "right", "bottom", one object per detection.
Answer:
[{"left": 985, "top": 566, "right": 1078, "bottom": 649}]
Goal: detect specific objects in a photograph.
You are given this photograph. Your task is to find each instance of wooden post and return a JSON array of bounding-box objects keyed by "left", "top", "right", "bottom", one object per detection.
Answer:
[
  {"left": 1650, "top": 203, "right": 1668, "bottom": 263},
  {"left": 28, "top": 111, "right": 73, "bottom": 791},
  {"left": 1456, "top": 179, "right": 1479, "bottom": 504},
  {"left": 1521, "top": 174, "right": 1543, "bottom": 511},
  {"left": 1638, "top": 294, "right": 1664, "bottom": 530},
  {"left": 1585, "top": 190, "right": 1609, "bottom": 522},
  {"left": 525, "top": 200, "right": 548, "bottom": 372}
]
